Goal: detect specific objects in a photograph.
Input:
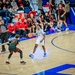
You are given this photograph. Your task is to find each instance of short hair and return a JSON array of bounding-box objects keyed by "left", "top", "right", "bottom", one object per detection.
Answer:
[{"left": 15, "top": 34, "right": 20, "bottom": 39}]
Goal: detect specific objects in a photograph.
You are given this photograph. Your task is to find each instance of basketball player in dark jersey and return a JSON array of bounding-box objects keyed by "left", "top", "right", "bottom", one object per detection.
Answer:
[{"left": 1, "top": 35, "right": 26, "bottom": 64}]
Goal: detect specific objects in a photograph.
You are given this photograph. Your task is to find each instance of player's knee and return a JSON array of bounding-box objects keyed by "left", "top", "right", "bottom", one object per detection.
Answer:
[{"left": 10, "top": 51, "right": 13, "bottom": 54}]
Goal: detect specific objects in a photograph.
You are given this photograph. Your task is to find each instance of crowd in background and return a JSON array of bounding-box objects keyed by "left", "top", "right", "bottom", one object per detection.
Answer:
[{"left": 0, "top": 0, "right": 71, "bottom": 39}]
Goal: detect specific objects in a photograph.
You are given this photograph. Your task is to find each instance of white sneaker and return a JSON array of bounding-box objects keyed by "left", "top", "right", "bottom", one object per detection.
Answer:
[
  {"left": 57, "top": 29, "right": 61, "bottom": 32},
  {"left": 29, "top": 54, "right": 34, "bottom": 58},
  {"left": 65, "top": 28, "right": 69, "bottom": 31}
]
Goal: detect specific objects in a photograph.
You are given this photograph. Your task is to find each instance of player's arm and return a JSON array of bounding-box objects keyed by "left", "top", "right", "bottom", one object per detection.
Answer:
[
  {"left": 34, "top": 33, "right": 37, "bottom": 36},
  {"left": 61, "top": 7, "right": 66, "bottom": 17},
  {"left": 0, "top": 42, "right": 9, "bottom": 46},
  {"left": 61, "top": 11, "right": 66, "bottom": 17},
  {"left": 18, "top": 42, "right": 24, "bottom": 49}
]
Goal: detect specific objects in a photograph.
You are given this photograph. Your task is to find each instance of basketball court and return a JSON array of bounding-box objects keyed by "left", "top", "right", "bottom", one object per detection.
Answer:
[{"left": 0, "top": 30, "right": 75, "bottom": 75}]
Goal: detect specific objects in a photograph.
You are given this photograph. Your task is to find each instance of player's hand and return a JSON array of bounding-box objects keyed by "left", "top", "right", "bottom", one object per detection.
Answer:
[
  {"left": 61, "top": 15, "right": 63, "bottom": 17},
  {"left": 32, "top": 33, "right": 36, "bottom": 36}
]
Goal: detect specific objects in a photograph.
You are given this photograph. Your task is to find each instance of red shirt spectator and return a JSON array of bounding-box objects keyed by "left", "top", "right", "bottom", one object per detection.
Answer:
[
  {"left": 23, "top": 23, "right": 28, "bottom": 30},
  {"left": 15, "top": 22, "right": 23, "bottom": 29},
  {"left": 8, "top": 23, "right": 16, "bottom": 34},
  {"left": 28, "top": 10, "right": 36, "bottom": 18},
  {"left": 21, "top": 18, "right": 27, "bottom": 23},
  {"left": 44, "top": 2, "right": 52, "bottom": 9},
  {"left": 15, "top": 18, "right": 28, "bottom": 30},
  {"left": 21, "top": 18, "right": 28, "bottom": 29}
]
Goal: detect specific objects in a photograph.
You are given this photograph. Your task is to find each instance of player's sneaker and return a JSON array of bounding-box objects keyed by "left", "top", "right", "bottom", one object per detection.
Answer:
[
  {"left": 57, "top": 29, "right": 61, "bottom": 32},
  {"left": 20, "top": 61, "right": 26, "bottom": 64},
  {"left": 65, "top": 28, "right": 69, "bottom": 31},
  {"left": 43, "top": 53, "right": 47, "bottom": 57},
  {"left": 6, "top": 61, "right": 10, "bottom": 64},
  {"left": 29, "top": 54, "right": 34, "bottom": 58}
]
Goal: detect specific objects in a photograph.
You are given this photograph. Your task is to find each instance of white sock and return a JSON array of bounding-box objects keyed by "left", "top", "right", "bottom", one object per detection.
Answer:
[
  {"left": 20, "top": 60, "right": 23, "bottom": 62},
  {"left": 6, "top": 60, "right": 9, "bottom": 62},
  {"left": 32, "top": 53, "right": 34, "bottom": 55}
]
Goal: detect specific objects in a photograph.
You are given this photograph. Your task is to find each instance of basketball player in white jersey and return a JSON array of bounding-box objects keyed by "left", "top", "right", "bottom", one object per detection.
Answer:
[{"left": 29, "top": 25, "right": 46, "bottom": 58}]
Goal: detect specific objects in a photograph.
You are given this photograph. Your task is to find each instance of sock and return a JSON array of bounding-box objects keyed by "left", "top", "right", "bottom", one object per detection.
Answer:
[
  {"left": 44, "top": 52, "right": 46, "bottom": 54},
  {"left": 6, "top": 60, "right": 9, "bottom": 62},
  {"left": 20, "top": 60, "right": 23, "bottom": 62},
  {"left": 32, "top": 53, "right": 34, "bottom": 55}
]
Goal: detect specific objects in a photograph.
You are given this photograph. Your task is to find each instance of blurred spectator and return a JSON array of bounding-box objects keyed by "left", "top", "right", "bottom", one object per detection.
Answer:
[
  {"left": 37, "top": 14, "right": 45, "bottom": 30},
  {"left": 56, "top": 20, "right": 63, "bottom": 32},
  {"left": 44, "top": 2, "right": 52, "bottom": 11},
  {"left": 58, "top": 4, "right": 69, "bottom": 31},
  {"left": 16, "top": 0, "right": 23, "bottom": 7},
  {"left": 17, "top": 4, "right": 24, "bottom": 11},
  {"left": 15, "top": 18, "right": 27, "bottom": 37},
  {"left": 0, "top": 16, "right": 4, "bottom": 23},
  {"left": 38, "top": 14, "right": 45, "bottom": 23},
  {"left": 27, "top": 13, "right": 36, "bottom": 33},
  {"left": 2, "top": 0, "right": 11, "bottom": 9},
  {"left": 49, "top": 21, "right": 55, "bottom": 32},
  {"left": 23, "top": 19, "right": 29, "bottom": 37},
  {"left": 28, "top": 9, "right": 36, "bottom": 18},
  {"left": 65, "top": 1, "right": 72, "bottom": 24},
  {"left": 23, "top": 0, "right": 30, "bottom": 7},
  {"left": 0, "top": 20, "right": 8, "bottom": 52},
  {"left": 1, "top": 6, "right": 10, "bottom": 25},
  {"left": 8, "top": 8, "right": 15, "bottom": 23},
  {"left": 56, "top": 0, "right": 65, "bottom": 19},
  {"left": 11, "top": 0, "right": 18, "bottom": 10},
  {"left": 0, "top": 1, "right": 3, "bottom": 10},
  {"left": 23, "top": 0, "right": 32, "bottom": 14},
  {"left": 44, "top": 12, "right": 50, "bottom": 22},
  {"left": 8, "top": 22, "right": 16, "bottom": 37},
  {"left": 48, "top": 11, "right": 57, "bottom": 24},
  {"left": 50, "top": 0, "right": 55, "bottom": 9}
]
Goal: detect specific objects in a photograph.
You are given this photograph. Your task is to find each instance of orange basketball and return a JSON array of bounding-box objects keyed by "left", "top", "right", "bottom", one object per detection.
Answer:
[{"left": 28, "top": 33, "right": 33, "bottom": 38}]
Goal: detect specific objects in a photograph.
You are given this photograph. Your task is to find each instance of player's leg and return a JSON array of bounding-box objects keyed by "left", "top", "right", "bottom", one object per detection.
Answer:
[
  {"left": 6, "top": 51, "right": 13, "bottom": 64},
  {"left": 41, "top": 40, "right": 47, "bottom": 57},
  {"left": 29, "top": 37, "right": 40, "bottom": 58},
  {"left": 16, "top": 48, "right": 26, "bottom": 64},
  {"left": 29, "top": 44, "right": 38, "bottom": 58},
  {"left": 33, "top": 44, "right": 38, "bottom": 54},
  {"left": 63, "top": 20, "right": 69, "bottom": 31},
  {"left": 57, "top": 20, "right": 63, "bottom": 32},
  {"left": 42, "top": 45, "right": 46, "bottom": 57}
]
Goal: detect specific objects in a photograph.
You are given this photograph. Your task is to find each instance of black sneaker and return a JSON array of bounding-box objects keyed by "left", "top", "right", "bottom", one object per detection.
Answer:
[
  {"left": 1, "top": 48, "right": 6, "bottom": 52},
  {"left": 1, "top": 50, "right": 6, "bottom": 52}
]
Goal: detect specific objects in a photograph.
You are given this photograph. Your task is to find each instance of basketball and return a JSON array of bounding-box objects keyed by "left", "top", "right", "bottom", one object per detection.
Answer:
[{"left": 28, "top": 33, "right": 33, "bottom": 38}]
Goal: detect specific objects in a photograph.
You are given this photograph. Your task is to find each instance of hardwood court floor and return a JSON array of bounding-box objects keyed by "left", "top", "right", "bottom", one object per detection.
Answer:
[{"left": 0, "top": 30, "right": 75, "bottom": 75}]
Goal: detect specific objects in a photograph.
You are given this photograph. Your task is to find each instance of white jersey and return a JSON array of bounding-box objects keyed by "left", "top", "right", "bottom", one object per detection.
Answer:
[
  {"left": 36, "top": 29, "right": 45, "bottom": 39},
  {"left": 36, "top": 29, "right": 45, "bottom": 45}
]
